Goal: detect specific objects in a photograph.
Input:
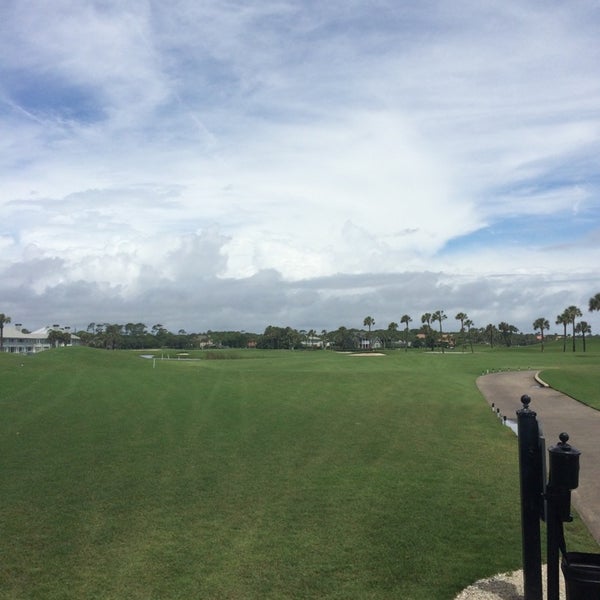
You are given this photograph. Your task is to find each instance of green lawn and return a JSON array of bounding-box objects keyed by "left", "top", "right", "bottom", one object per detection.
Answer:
[
  {"left": 0, "top": 344, "right": 598, "bottom": 599},
  {"left": 538, "top": 364, "right": 600, "bottom": 410}
]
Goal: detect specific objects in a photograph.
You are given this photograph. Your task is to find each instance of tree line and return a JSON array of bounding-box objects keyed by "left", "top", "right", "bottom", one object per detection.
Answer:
[{"left": 2, "top": 293, "right": 600, "bottom": 352}]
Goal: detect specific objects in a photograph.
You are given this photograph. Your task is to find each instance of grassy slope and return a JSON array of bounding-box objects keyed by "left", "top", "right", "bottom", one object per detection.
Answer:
[
  {"left": 538, "top": 360, "right": 600, "bottom": 411},
  {"left": 0, "top": 344, "right": 597, "bottom": 599}
]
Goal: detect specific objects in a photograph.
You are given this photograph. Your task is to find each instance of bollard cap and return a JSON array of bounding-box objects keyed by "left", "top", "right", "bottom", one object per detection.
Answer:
[
  {"left": 517, "top": 394, "right": 537, "bottom": 417},
  {"left": 549, "top": 432, "right": 581, "bottom": 456},
  {"left": 559, "top": 432, "right": 571, "bottom": 449}
]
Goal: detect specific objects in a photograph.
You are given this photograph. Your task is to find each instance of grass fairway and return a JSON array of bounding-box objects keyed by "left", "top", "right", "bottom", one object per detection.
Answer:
[{"left": 1, "top": 345, "right": 598, "bottom": 599}]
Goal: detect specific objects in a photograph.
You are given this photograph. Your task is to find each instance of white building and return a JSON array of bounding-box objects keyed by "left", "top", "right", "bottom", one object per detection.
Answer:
[{"left": 0, "top": 324, "right": 80, "bottom": 354}]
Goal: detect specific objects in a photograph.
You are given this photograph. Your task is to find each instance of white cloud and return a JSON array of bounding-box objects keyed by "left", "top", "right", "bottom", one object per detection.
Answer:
[{"left": 1, "top": 0, "right": 599, "bottom": 332}]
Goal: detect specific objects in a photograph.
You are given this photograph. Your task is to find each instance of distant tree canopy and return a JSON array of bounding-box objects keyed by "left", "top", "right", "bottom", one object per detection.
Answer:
[
  {"left": 11, "top": 293, "right": 596, "bottom": 352},
  {"left": 47, "top": 329, "right": 71, "bottom": 348},
  {"left": 67, "top": 320, "right": 547, "bottom": 352}
]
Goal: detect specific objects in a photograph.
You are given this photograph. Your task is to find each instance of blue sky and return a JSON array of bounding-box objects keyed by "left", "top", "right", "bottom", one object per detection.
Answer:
[{"left": 1, "top": 0, "right": 599, "bottom": 334}]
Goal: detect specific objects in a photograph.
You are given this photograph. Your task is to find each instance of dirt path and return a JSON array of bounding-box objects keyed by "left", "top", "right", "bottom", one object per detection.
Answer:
[{"left": 476, "top": 370, "right": 600, "bottom": 545}]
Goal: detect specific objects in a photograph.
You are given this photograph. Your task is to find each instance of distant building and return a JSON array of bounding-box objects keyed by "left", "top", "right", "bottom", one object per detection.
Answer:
[
  {"left": 359, "top": 337, "right": 382, "bottom": 350},
  {"left": 301, "top": 336, "right": 324, "bottom": 349},
  {"left": 0, "top": 324, "right": 80, "bottom": 354}
]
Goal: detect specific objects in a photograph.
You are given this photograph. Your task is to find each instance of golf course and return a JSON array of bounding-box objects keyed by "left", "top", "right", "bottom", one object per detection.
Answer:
[{"left": 1, "top": 342, "right": 598, "bottom": 599}]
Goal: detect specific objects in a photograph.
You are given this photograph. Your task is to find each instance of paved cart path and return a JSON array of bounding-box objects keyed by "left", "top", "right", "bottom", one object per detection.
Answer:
[{"left": 476, "top": 370, "right": 600, "bottom": 545}]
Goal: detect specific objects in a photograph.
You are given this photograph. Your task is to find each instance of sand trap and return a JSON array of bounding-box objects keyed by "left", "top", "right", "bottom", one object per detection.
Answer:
[{"left": 349, "top": 352, "right": 385, "bottom": 356}]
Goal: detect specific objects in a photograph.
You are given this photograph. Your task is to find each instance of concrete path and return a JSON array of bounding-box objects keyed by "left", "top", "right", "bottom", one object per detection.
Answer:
[{"left": 476, "top": 370, "right": 600, "bottom": 545}]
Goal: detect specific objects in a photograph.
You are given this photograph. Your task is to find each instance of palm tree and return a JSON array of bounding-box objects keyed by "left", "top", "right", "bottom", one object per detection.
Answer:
[
  {"left": 321, "top": 329, "right": 328, "bottom": 349},
  {"left": 387, "top": 322, "right": 399, "bottom": 335},
  {"left": 498, "top": 322, "right": 518, "bottom": 347},
  {"left": 431, "top": 310, "right": 447, "bottom": 353},
  {"left": 532, "top": 317, "right": 550, "bottom": 352},
  {"left": 566, "top": 305, "right": 582, "bottom": 352},
  {"left": 485, "top": 323, "right": 496, "bottom": 348},
  {"left": 575, "top": 321, "right": 591, "bottom": 352},
  {"left": 0, "top": 313, "right": 11, "bottom": 352},
  {"left": 556, "top": 311, "right": 569, "bottom": 352},
  {"left": 421, "top": 312, "right": 432, "bottom": 331},
  {"left": 589, "top": 293, "right": 600, "bottom": 313},
  {"left": 400, "top": 314, "right": 412, "bottom": 352},
  {"left": 421, "top": 313, "right": 432, "bottom": 350},
  {"left": 386, "top": 322, "right": 399, "bottom": 349},
  {"left": 363, "top": 316, "right": 375, "bottom": 350},
  {"left": 455, "top": 312, "right": 468, "bottom": 351},
  {"left": 464, "top": 318, "right": 474, "bottom": 353},
  {"left": 299, "top": 329, "right": 308, "bottom": 345}
]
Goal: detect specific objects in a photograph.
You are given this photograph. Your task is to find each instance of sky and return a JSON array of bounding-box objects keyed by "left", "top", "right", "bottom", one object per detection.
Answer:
[{"left": 1, "top": 0, "right": 600, "bottom": 335}]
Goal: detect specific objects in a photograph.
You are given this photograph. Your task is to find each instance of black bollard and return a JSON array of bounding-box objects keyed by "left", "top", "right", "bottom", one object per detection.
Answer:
[
  {"left": 547, "top": 432, "right": 580, "bottom": 600},
  {"left": 517, "top": 395, "right": 544, "bottom": 600}
]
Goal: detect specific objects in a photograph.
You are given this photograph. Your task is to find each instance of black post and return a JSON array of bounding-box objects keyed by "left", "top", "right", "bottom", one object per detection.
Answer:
[
  {"left": 546, "top": 433, "right": 580, "bottom": 600},
  {"left": 517, "top": 395, "right": 543, "bottom": 600},
  {"left": 546, "top": 491, "right": 561, "bottom": 600}
]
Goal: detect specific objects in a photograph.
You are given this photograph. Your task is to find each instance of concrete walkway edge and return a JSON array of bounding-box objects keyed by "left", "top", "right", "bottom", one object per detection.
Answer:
[{"left": 476, "top": 370, "right": 600, "bottom": 545}]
